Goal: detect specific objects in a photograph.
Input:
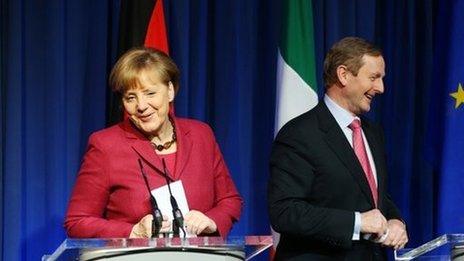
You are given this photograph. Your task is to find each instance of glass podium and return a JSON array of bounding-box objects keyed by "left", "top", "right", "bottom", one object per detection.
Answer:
[
  {"left": 395, "top": 234, "right": 464, "bottom": 260},
  {"left": 42, "top": 236, "right": 273, "bottom": 261}
]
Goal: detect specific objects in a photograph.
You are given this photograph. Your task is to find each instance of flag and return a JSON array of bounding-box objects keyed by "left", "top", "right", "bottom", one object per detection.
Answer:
[
  {"left": 272, "top": 0, "right": 318, "bottom": 256},
  {"left": 144, "top": 0, "right": 169, "bottom": 54},
  {"left": 436, "top": 0, "right": 464, "bottom": 235},
  {"left": 275, "top": 0, "right": 318, "bottom": 132},
  {"left": 107, "top": 0, "right": 169, "bottom": 124},
  {"left": 117, "top": 0, "right": 168, "bottom": 55}
]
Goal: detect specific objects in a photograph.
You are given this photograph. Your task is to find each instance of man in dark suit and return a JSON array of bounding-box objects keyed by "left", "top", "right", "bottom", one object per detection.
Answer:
[{"left": 268, "top": 37, "right": 408, "bottom": 260}]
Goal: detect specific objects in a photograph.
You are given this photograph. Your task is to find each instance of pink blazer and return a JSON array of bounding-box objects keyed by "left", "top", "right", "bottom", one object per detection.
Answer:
[{"left": 64, "top": 116, "right": 243, "bottom": 238}]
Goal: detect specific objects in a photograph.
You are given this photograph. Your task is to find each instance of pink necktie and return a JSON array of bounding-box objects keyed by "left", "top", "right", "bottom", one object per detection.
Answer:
[{"left": 349, "top": 119, "right": 378, "bottom": 207}]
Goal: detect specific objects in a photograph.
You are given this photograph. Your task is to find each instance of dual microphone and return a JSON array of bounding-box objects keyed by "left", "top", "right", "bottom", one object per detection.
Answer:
[
  {"left": 161, "top": 159, "right": 186, "bottom": 238},
  {"left": 137, "top": 158, "right": 185, "bottom": 238}
]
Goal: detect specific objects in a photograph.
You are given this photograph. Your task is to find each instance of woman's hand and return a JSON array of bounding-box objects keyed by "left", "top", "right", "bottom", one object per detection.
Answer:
[
  {"left": 129, "top": 214, "right": 171, "bottom": 238},
  {"left": 184, "top": 210, "right": 217, "bottom": 235}
]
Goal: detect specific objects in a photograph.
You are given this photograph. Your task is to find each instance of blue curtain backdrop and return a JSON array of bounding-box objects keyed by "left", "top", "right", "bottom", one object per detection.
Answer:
[
  {"left": 1, "top": 1, "right": 114, "bottom": 260},
  {"left": 163, "top": 0, "right": 279, "bottom": 238},
  {"left": 1, "top": 0, "right": 462, "bottom": 260}
]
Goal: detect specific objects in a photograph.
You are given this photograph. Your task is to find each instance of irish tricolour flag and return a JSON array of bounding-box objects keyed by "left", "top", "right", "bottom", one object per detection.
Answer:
[
  {"left": 275, "top": 0, "right": 318, "bottom": 132},
  {"left": 272, "top": 0, "right": 318, "bottom": 253}
]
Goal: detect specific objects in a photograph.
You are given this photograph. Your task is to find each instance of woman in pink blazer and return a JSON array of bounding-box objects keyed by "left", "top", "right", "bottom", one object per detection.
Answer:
[{"left": 64, "top": 47, "right": 242, "bottom": 238}]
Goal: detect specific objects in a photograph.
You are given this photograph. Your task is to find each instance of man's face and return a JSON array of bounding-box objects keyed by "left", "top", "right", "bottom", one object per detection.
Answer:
[{"left": 342, "top": 55, "right": 385, "bottom": 115}]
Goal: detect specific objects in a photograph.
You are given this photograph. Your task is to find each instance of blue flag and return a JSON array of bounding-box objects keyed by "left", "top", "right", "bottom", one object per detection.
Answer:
[{"left": 436, "top": 0, "right": 464, "bottom": 234}]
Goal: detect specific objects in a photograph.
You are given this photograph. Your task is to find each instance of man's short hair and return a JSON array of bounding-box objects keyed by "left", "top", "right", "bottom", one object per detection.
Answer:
[{"left": 323, "top": 37, "right": 382, "bottom": 88}]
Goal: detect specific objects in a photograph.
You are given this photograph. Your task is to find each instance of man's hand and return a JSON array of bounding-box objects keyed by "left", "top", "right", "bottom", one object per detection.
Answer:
[
  {"left": 360, "top": 209, "right": 387, "bottom": 237},
  {"left": 382, "top": 219, "right": 408, "bottom": 250}
]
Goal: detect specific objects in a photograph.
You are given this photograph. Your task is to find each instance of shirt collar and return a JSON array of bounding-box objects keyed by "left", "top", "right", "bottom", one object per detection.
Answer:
[{"left": 324, "top": 94, "right": 359, "bottom": 129}]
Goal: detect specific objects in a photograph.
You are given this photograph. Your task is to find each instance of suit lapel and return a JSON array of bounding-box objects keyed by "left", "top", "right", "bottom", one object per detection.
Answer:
[
  {"left": 123, "top": 116, "right": 192, "bottom": 181},
  {"left": 122, "top": 120, "right": 165, "bottom": 176},
  {"left": 316, "top": 103, "right": 376, "bottom": 207},
  {"left": 172, "top": 117, "right": 193, "bottom": 180}
]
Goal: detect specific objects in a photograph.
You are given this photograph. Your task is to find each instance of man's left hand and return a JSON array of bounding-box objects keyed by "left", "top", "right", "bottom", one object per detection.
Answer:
[{"left": 381, "top": 219, "right": 408, "bottom": 250}]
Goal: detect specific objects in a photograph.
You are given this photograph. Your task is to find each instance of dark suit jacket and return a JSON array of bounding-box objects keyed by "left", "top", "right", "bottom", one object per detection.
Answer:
[
  {"left": 268, "top": 102, "right": 402, "bottom": 260},
  {"left": 65, "top": 115, "right": 242, "bottom": 238}
]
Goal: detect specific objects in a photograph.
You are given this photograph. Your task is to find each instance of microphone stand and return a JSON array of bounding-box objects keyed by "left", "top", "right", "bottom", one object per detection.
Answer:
[
  {"left": 138, "top": 159, "right": 163, "bottom": 238},
  {"left": 162, "top": 159, "right": 186, "bottom": 238}
]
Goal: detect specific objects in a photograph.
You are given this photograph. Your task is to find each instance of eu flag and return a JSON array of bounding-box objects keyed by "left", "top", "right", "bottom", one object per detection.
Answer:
[{"left": 435, "top": 0, "right": 464, "bottom": 234}]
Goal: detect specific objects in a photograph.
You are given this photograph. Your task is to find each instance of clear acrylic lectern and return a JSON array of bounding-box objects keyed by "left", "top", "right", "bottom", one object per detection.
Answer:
[
  {"left": 42, "top": 236, "right": 273, "bottom": 261},
  {"left": 395, "top": 234, "right": 464, "bottom": 260}
]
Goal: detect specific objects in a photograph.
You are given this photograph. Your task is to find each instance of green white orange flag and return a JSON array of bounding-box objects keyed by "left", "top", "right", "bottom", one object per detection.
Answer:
[
  {"left": 272, "top": 0, "right": 318, "bottom": 253},
  {"left": 275, "top": 0, "right": 318, "bottom": 132}
]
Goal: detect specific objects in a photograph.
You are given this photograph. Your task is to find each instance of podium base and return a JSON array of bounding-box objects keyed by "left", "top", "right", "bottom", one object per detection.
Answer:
[
  {"left": 42, "top": 236, "right": 273, "bottom": 261},
  {"left": 452, "top": 244, "right": 464, "bottom": 261},
  {"left": 80, "top": 246, "right": 245, "bottom": 261}
]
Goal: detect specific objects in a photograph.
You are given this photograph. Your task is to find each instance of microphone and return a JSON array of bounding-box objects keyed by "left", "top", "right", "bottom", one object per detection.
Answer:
[
  {"left": 138, "top": 159, "right": 163, "bottom": 238},
  {"left": 161, "top": 158, "right": 186, "bottom": 238}
]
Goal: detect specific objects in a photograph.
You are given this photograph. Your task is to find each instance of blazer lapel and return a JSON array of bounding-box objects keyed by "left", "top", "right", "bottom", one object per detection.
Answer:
[
  {"left": 316, "top": 103, "right": 376, "bottom": 207},
  {"left": 122, "top": 120, "right": 165, "bottom": 176},
  {"left": 172, "top": 117, "right": 193, "bottom": 180}
]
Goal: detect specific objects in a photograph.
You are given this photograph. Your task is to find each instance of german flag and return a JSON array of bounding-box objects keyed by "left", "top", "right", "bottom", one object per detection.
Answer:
[{"left": 107, "top": 0, "right": 169, "bottom": 125}]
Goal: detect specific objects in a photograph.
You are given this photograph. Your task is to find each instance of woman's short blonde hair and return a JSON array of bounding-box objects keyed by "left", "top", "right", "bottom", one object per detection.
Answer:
[{"left": 109, "top": 47, "right": 180, "bottom": 94}]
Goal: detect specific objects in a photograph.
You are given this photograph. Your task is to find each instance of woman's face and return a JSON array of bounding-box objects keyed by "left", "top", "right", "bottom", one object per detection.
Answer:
[{"left": 122, "top": 70, "right": 174, "bottom": 137}]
